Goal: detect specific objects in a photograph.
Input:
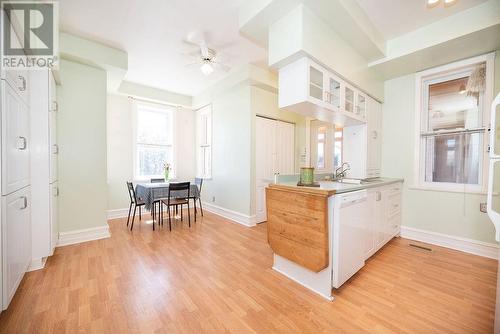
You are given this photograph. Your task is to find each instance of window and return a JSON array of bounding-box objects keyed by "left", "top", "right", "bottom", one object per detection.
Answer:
[
  {"left": 415, "top": 55, "right": 493, "bottom": 192},
  {"left": 334, "top": 128, "right": 343, "bottom": 168},
  {"left": 310, "top": 120, "right": 343, "bottom": 172},
  {"left": 316, "top": 126, "right": 326, "bottom": 169},
  {"left": 196, "top": 105, "right": 212, "bottom": 179},
  {"left": 134, "top": 102, "right": 174, "bottom": 180}
]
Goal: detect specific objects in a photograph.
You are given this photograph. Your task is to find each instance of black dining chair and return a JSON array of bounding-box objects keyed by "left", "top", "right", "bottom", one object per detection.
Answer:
[
  {"left": 126, "top": 182, "right": 148, "bottom": 231},
  {"left": 150, "top": 178, "right": 165, "bottom": 221},
  {"left": 190, "top": 178, "right": 204, "bottom": 221},
  {"left": 160, "top": 182, "right": 191, "bottom": 231}
]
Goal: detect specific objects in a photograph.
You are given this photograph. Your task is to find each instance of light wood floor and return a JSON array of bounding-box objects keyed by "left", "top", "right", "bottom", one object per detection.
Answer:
[{"left": 0, "top": 211, "right": 497, "bottom": 333}]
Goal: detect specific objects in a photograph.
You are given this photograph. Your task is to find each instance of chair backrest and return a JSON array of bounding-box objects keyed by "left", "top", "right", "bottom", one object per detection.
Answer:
[
  {"left": 168, "top": 182, "right": 190, "bottom": 203},
  {"left": 151, "top": 178, "right": 165, "bottom": 183},
  {"left": 127, "top": 182, "right": 138, "bottom": 204},
  {"left": 194, "top": 177, "right": 203, "bottom": 192}
]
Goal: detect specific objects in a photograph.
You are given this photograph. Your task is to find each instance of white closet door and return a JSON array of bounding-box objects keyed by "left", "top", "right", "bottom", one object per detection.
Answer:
[
  {"left": 50, "top": 182, "right": 59, "bottom": 254},
  {"left": 255, "top": 117, "right": 276, "bottom": 223},
  {"left": 276, "top": 121, "right": 295, "bottom": 175}
]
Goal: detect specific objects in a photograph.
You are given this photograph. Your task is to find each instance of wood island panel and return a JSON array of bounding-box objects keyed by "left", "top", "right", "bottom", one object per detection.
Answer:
[{"left": 266, "top": 186, "right": 329, "bottom": 272}]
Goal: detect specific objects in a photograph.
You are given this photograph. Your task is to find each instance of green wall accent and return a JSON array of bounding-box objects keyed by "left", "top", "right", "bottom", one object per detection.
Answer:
[
  {"left": 381, "top": 53, "right": 500, "bottom": 243},
  {"left": 58, "top": 59, "right": 108, "bottom": 232}
]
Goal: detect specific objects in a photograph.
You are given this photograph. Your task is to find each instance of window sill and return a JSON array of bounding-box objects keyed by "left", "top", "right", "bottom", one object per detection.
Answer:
[{"left": 409, "top": 185, "right": 487, "bottom": 195}]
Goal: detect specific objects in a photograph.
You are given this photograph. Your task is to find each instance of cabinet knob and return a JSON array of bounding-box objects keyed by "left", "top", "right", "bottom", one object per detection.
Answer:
[
  {"left": 18, "top": 75, "right": 27, "bottom": 91},
  {"left": 52, "top": 144, "right": 59, "bottom": 154},
  {"left": 51, "top": 101, "right": 58, "bottom": 112},
  {"left": 18, "top": 136, "right": 27, "bottom": 150},
  {"left": 19, "top": 196, "right": 28, "bottom": 210}
]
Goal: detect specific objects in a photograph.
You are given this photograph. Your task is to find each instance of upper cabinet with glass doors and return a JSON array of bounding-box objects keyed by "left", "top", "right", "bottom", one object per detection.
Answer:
[{"left": 279, "top": 56, "right": 366, "bottom": 126}]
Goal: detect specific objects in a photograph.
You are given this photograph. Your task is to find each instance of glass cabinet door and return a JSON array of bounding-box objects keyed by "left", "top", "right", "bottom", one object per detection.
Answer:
[
  {"left": 309, "top": 66, "right": 324, "bottom": 101},
  {"left": 357, "top": 93, "right": 366, "bottom": 118},
  {"left": 345, "top": 86, "right": 354, "bottom": 113},
  {"left": 327, "top": 77, "right": 341, "bottom": 109}
]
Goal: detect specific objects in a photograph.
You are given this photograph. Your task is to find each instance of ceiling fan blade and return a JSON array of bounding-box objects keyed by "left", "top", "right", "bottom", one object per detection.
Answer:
[
  {"left": 184, "top": 62, "right": 202, "bottom": 68},
  {"left": 213, "top": 62, "right": 231, "bottom": 72},
  {"left": 200, "top": 40, "right": 209, "bottom": 58}
]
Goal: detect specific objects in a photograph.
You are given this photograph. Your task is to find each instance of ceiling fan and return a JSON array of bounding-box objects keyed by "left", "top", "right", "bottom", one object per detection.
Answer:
[{"left": 183, "top": 31, "right": 231, "bottom": 76}]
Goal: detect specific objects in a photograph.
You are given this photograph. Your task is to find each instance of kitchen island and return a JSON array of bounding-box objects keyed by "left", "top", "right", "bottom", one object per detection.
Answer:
[{"left": 266, "top": 178, "right": 403, "bottom": 300}]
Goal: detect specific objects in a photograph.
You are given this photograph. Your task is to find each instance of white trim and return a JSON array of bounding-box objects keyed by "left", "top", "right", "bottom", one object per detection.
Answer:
[
  {"left": 27, "top": 257, "right": 47, "bottom": 272},
  {"left": 413, "top": 52, "right": 495, "bottom": 193},
  {"left": 400, "top": 226, "right": 499, "bottom": 259},
  {"left": 201, "top": 202, "right": 257, "bottom": 227},
  {"left": 272, "top": 265, "right": 334, "bottom": 301},
  {"left": 57, "top": 225, "right": 111, "bottom": 247},
  {"left": 107, "top": 208, "right": 130, "bottom": 220}
]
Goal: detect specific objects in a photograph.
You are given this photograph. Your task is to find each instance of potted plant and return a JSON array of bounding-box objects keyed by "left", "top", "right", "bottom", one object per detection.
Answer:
[{"left": 163, "top": 162, "right": 171, "bottom": 181}]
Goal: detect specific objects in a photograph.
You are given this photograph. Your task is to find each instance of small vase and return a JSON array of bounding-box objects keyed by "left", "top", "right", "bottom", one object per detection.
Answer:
[{"left": 164, "top": 170, "right": 169, "bottom": 181}]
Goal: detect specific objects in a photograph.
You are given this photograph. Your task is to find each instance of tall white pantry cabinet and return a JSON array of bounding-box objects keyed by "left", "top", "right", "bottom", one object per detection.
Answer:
[
  {"left": 1, "top": 66, "right": 32, "bottom": 310},
  {"left": 30, "top": 69, "right": 59, "bottom": 271}
]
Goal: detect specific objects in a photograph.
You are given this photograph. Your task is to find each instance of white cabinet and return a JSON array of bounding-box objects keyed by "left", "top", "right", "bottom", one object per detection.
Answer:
[
  {"left": 364, "top": 183, "right": 402, "bottom": 260},
  {"left": 279, "top": 57, "right": 366, "bottom": 126},
  {"left": 30, "top": 68, "right": 58, "bottom": 267},
  {"left": 1, "top": 81, "right": 30, "bottom": 195},
  {"left": 2, "top": 186, "right": 31, "bottom": 309},
  {"left": 366, "top": 97, "right": 382, "bottom": 177},
  {"left": 343, "top": 96, "right": 382, "bottom": 179}
]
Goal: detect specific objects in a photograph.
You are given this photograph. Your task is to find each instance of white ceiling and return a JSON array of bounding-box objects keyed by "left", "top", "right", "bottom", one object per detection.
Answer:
[
  {"left": 59, "top": 0, "right": 267, "bottom": 96},
  {"left": 355, "top": 0, "right": 488, "bottom": 39}
]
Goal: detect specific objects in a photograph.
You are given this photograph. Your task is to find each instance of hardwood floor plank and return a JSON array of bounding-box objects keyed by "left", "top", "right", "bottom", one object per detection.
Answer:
[{"left": 0, "top": 211, "right": 496, "bottom": 333}]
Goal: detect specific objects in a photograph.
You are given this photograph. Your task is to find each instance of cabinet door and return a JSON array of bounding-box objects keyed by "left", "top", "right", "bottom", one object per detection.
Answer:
[
  {"left": 367, "top": 98, "right": 382, "bottom": 173},
  {"left": 2, "top": 81, "right": 30, "bottom": 195},
  {"left": 2, "top": 29, "right": 29, "bottom": 106},
  {"left": 308, "top": 64, "right": 324, "bottom": 103},
  {"left": 325, "top": 75, "right": 341, "bottom": 111},
  {"left": 363, "top": 192, "right": 377, "bottom": 259},
  {"left": 356, "top": 93, "right": 367, "bottom": 119},
  {"left": 344, "top": 86, "right": 355, "bottom": 114},
  {"left": 374, "top": 190, "right": 385, "bottom": 250},
  {"left": 50, "top": 182, "right": 59, "bottom": 254},
  {"left": 49, "top": 72, "right": 58, "bottom": 183},
  {"left": 2, "top": 186, "right": 31, "bottom": 309}
]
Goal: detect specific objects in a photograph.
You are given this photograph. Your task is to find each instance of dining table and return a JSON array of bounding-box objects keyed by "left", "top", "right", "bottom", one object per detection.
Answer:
[{"left": 135, "top": 182, "right": 200, "bottom": 211}]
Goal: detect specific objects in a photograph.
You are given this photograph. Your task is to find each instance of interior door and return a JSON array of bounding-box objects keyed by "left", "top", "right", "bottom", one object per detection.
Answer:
[
  {"left": 256, "top": 117, "right": 276, "bottom": 223},
  {"left": 276, "top": 121, "right": 295, "bottom": 175},
  {"left": 2, "top": 81, "right": 30, "bottom": 195}
]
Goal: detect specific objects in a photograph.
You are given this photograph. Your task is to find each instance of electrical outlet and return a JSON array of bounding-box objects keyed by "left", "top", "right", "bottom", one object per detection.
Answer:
[
  {"left": 212, "top": 196, "right": 216, "bottom": 203},
  {"left": 480, "top": 202, "right": 487, "bottom": 213}
]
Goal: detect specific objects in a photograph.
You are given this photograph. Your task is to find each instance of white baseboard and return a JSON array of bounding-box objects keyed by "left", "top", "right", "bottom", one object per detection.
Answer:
[
  {"left": 107, "top": 208, "right": 130, "bottom": 220},
  {"left": 201, "top": 202, "right": 257, "bottom": 227},
  {"left": 57, "top": 225, "right": 111, "bottom": 247},
  {"left": 27, "top": 257, "right": 47, "bottom": 272},
  {"left": 400, "top": 226, "right": 499, "bottom": 260}
]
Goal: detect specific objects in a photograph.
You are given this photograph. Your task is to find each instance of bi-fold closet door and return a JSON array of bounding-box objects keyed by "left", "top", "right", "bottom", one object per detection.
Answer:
[{"left": 255, "top": 117, "right": 295, "bottom": 223}]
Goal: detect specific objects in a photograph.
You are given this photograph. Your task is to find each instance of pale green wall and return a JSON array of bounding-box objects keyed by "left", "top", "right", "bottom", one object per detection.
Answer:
[
  {"left": 381, "top": 52, "right": 500, "bottom": 243},
  {"left": 200, "top": 84, "right": 253, "bottom": 215},
  {"left": 58, "top": 59, "right": 108, "bottom": 232}
]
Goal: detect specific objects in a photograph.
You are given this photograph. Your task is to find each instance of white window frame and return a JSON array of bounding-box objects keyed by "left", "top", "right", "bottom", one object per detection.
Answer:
[
  {"left": 196, "top": 104, "right": 212, "bottom": 179},
  {"left": 413, "top": 53, "right": 495, "bottom": 194},
  {"left": 132, "top": 100, "right": 176, "bottom": 181}
]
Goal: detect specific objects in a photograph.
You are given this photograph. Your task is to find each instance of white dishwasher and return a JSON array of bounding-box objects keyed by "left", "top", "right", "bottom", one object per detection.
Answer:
[{"left": 332, "top": 190, "right": 368, "bottom": 288}]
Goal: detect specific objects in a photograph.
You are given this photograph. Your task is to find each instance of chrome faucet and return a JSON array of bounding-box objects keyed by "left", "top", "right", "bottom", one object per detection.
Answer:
[{"left": 334, "top": 162, "right": 351, "bottom": 180}]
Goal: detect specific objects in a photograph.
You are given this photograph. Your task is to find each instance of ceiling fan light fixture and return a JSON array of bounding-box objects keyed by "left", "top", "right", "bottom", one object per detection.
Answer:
[
  {"left": 200, "top": 62, "right": 213, "bottom": 76},
  {"left": 444, "top": 0, "right": 457, "bottom": 4},
  {"left": 427, "top": 0, "right": 440, "bottom": 7}
]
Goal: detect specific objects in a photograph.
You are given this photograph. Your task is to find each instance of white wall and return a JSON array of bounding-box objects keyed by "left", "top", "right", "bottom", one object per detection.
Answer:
[
  {"left": 381, "top": 60, "right": 499, "bottom": 243},
  {"left": 106, "top": 94, "right": 195, "bottom": 211}
]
